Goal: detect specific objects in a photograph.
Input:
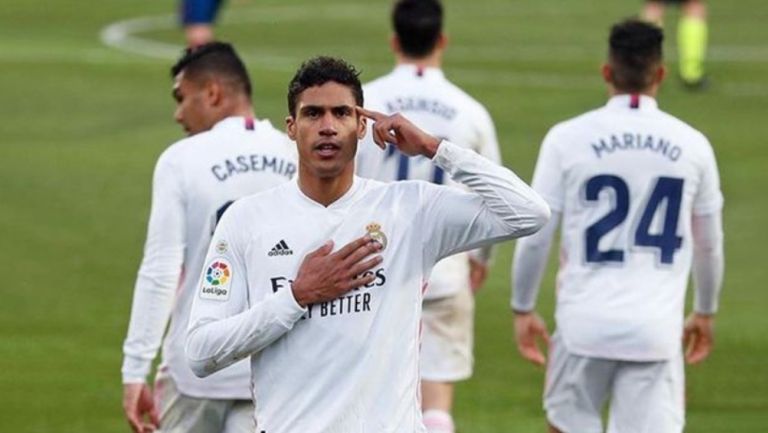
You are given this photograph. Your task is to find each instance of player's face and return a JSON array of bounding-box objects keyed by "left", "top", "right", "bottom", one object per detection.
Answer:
[
  {"left": 172, "top": 72, "right": 216, "bottom": 136},
  {"left": 286, "top": 82, "right": 366, "bottom": 179}
]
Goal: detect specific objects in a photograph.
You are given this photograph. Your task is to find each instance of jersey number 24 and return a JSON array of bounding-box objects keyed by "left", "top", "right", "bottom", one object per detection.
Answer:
[{"left": 585, "top": 175, "right": 683, "bottom": 265}]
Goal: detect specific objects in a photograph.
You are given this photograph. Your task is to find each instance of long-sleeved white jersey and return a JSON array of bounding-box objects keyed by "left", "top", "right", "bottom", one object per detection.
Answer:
[
  {"left": 512, "top": 94, "right": 724, "bottom": 361},
  {"left": 122, "top": 116, "right": 297, "bottom": 399},
  {"left": 187, "top": 141, "right": 549, "bottom": 432},
  {"left": 356, "top": 65, "right": 501, "bottom": 299}
]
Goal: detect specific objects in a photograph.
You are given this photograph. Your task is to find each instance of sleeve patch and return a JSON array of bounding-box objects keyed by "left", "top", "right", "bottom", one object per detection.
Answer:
[{"left": 200, "top": 258, "right": 233, "bottom": 301}]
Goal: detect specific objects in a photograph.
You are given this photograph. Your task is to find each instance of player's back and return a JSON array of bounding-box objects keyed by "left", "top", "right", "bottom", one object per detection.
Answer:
[
  {"left": 159, "top": 116, "right": 296, "bottom": 397},
  {"left": 535, "top": 94, "right": 722, "bottom": 361},
  {"left": 356, "top": 65, "right": 500, "bottom": 298}
]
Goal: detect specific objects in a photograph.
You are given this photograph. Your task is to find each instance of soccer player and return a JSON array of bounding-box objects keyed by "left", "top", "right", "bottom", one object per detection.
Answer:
[
  {"left": 121, "top": 42, "right": 296, "bottom": 433},
  {"left": 511, "top": 19, "right": 724, "bottom": 433},
  {"left": 355, "top": 1, "right": 501, "bottom": 431},
  {"left": 186, "top": 56, "right": 550, "bottom": 433},
  {"left": 180, "top": 0, "right": 225, "bottom": 47},
  {"left": 643, "top": 0, "right": 709, "bottom": 89}
]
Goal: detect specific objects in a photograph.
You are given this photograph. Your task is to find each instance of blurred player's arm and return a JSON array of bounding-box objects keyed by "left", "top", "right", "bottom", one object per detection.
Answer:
[
  {"left": 684, "top": 211, "right": 723, "bottom": 365},
  {"left": 510, "top": 213, "right": 559, "bottom": 366},
  {"left": 122, "top": 150, "right": 185, "bottom": 432},
  {"left": 684, "top": 140, "right": 724, "bottom": 364},
  {"left": 509, "top": 126, "right": 565, "bottom": 365},
  {"left": 691, "top": 212, "right": 724, "bottom": 316},
  {"left": 186, "top": 209, "right": 382, "bottom": 378}
]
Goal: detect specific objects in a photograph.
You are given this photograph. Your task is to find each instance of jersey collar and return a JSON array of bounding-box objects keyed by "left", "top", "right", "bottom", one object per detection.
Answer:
[
  {"left": 292, "top": 175, "right": 367, "bottom": 210},
  {"left": 211, "top": 116, "right": 267, "bottom": 132},
  {"left": 605, "top": 94, "right": 658, "bottom": 112},
  {"left": 392, "top": 64, "right": 445, "bottom": 80}
]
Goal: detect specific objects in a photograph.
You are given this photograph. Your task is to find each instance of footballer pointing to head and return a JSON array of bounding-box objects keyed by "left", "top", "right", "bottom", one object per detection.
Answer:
[{"left": 186, "top": 56, "right": 549, "bottom": 433}]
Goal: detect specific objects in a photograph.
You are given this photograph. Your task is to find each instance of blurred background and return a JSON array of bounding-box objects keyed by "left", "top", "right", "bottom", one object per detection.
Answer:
[{"left": 1, "top": 0, "right": 766, "bottom": 431}]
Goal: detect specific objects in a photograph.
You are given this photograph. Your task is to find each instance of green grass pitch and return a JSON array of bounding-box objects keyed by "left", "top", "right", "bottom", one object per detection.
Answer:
[{"left": 1, "top": 0, "right": 766, "bottom": 431}]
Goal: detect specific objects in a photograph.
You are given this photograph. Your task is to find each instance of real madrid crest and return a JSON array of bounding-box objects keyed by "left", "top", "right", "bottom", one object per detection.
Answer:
[{"left": 366, "top": 222, "right": 388, "bottom": 250}]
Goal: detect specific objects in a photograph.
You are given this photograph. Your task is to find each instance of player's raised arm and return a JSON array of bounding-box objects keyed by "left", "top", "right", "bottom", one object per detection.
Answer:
[
  {"left": 357, "top": 107, "right": 441, "bottom": 156},
  {"left": 359, "top": 107, "right": 550, "bottom": 263}
]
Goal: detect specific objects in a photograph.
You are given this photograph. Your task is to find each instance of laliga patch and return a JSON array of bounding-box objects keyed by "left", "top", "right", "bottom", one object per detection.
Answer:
[{"left": 200, "top": 259, "right": 232, "bottom": 301}]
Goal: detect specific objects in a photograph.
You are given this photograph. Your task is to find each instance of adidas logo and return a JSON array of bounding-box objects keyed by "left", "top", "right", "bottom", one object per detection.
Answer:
[{"left": 268, "top": 240, "right": 293, "bottom": 257}]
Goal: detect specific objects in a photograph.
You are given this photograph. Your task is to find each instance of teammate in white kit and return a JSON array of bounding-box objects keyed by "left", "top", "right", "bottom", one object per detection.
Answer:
[
  {"left": 121, "top": 42, "right": 296, "bottom": 433},
  {"left": 355, "top": 1, "right": 501, "bottom": 431},
  {"left": 510, "top": 20, "right": 724, "bottom": 433},
  {"left": 186, "top": 56, "right": 550, "bottom": 433}
]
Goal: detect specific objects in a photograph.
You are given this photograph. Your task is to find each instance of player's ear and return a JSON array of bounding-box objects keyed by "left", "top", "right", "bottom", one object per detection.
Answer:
[
  {"left": 285, "top": 115, "right": 297, "bottom": 140},
  {"left": 436, "top": 33, "right": 448, "bottom": 51},
  {"left": 655, "top": 64, "right": 666, "bottom": 85},
  {"left": 356, "top": 114, "right": 367, "bottom": 140},
  {"left": 601, "top": 63, "right": 613, "bottom": 84},
  {"left": 205, "top": 79, "right": 223, "bottom": 106},
  {"left": 390, "top": 34, "right": 401, "bottom": 55}
]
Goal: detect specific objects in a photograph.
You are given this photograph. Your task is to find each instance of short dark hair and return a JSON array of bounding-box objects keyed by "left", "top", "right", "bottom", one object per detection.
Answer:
[
  {"left": 170, "top": 41, "right": 252, "bottom": 97},
  {"left": 392, "top": 0, "right": 443, "bottom": 58},
  {"left": 608, "top": 19, "right": 664, "bottom": 93},
  {"left": 287, "top": 56, "right": 364, "bottom": 116}
]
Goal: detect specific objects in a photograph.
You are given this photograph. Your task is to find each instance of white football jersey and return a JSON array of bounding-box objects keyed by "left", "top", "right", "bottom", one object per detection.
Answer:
[
  {"left": 531, "top": 94, "right": 723, "bottom": 361},
  {"left": 122, "top": 116, "right": 297, "bottom": 399},
  {"left": 187, "top": 141, "right": 548, "bottom": 432},
  {"left": 357, "top": 65, "right": 501, "bottom": 299}
]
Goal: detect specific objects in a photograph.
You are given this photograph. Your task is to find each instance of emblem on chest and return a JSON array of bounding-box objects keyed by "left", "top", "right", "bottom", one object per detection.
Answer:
[{"left": 366, "top": 222, "right": 388, "bottom": 250}]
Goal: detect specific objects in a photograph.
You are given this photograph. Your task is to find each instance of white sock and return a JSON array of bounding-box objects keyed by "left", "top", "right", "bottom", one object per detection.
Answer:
[{"left": 423, "top": 409, "right": 455, "bottom": 433}]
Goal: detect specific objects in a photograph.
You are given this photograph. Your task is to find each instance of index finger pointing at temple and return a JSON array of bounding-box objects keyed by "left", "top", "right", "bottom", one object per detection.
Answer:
[{"left": 356, "top": 106, "right": 386, "bottom": 122}]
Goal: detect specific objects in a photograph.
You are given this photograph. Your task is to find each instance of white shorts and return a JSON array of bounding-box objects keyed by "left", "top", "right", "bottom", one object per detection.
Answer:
[
  {"left": 154, "top": 371, "right": 255, "bottom": 433},
  {"left": 420, "top": 287, "right": 474, "bottom": 382},
  {"left": 544, "top": 333, "right": 684, "bottom": 433}
]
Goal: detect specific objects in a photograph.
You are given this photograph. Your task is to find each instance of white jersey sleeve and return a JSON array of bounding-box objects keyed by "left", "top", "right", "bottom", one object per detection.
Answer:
[
  {"left": 692, "top": 136, "right": 724, "bottom": 215},
  {"left": 122, "top": 149, "right": 186, "bottom": 383},
  {"left": 186, "top": 205, "right": 307, "bottom": 378},
  {"left": 528, "top": 125, "right": 566, "bottom": 212},
  {"left": 509, "top": 126, "right": 567, "bottom": 312},
  {"left": 422, "top": 141, "right": 550, "bottom": 271},
  {"left": 470, "top": 106, "right": 502, "bottom": 264},
  {"left": 691, "top": 212, "right": 724, "bottom": 314},
  {"left": 511, "top": 211, "right": 561, "bottom": 312}
]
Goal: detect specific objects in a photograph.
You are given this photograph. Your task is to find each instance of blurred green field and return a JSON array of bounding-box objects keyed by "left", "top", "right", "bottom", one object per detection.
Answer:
[{"left": 1, "top": 0, "right": 766, "bottom": 431}]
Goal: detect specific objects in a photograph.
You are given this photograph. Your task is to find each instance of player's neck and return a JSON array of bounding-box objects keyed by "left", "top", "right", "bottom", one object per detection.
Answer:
[
  {"left": 297, "top": 164, "right": 355, "bottom": 207},
  {"left": 227, "top": 101, "right": 256, "bottom": 120},
  {"left": 395, "top": 52, "right": 442, "bottom": 70},
  {"left": 609, "top": 87, "right": 658, "bottom": 98}
]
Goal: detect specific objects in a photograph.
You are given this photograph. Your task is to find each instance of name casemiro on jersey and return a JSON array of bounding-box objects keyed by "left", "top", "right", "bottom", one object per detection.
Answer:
[{"left": 211, "top": 154, "right": 296, "bottom": 182}]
